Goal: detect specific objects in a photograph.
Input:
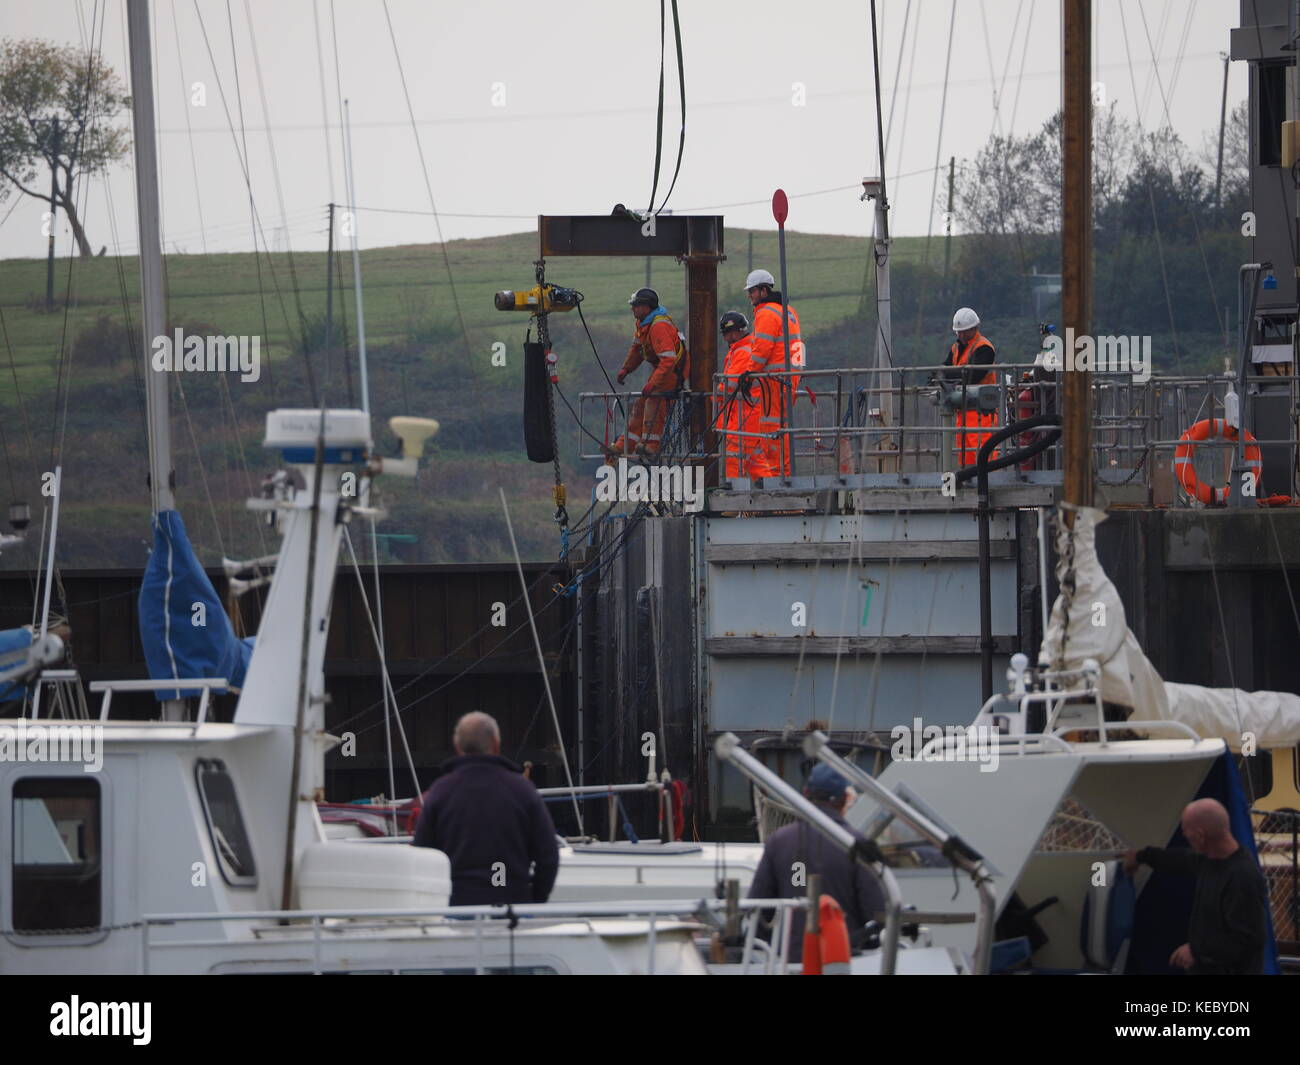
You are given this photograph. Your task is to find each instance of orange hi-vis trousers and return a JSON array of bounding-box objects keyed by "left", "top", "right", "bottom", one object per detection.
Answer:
[{"left": 956, "top": 408, "right": 999, "bottom": 468}]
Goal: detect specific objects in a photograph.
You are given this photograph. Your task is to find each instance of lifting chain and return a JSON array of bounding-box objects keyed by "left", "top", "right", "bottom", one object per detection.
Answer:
[{"left": 535, "top": 258, "right": 569, "bottom": 539}]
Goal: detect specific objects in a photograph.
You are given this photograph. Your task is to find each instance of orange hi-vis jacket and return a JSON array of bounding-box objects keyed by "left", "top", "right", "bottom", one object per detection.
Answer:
[
  {"left": 619, "top": 309, "right": 688, "bottom": 389},
  {"left": 716, "top": 334, "right": 758, "bottom": 427},
  {"left": 750, "top": 300, "right": 804, "bottom": 394},
  {"left": 948, "top": 331, "right": 995, "bottom": 384},
  {"left": 948, "top": 331, "right": 998, "bottom": 467},
  {"left": 715, "top": 334, "right": 774, "bottom": 478},
  {"left": 750, "top": 300, "right": 803, "bottom": 475}
]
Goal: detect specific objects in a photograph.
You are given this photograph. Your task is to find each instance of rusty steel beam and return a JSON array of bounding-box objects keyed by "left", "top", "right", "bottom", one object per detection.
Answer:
[
  {"left": 538, "top": 214, "right": 725, "bottom": 483},
  {"left": 538, "top": 214, "right": 724, "bottom": 258},
  {"left": 1061, "top": 0, "right": 1093, "bottom": 510},
  {"left": 685, "top": 217, "right": 722, "bottom": 485}
]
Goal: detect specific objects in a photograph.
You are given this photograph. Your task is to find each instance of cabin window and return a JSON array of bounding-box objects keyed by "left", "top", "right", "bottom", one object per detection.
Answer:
[
  {"left": 12, "top": 777, "right": 101, "bottom": 933},
  {"left": 195, "top": 759, "right": 257, "bottom": 887},
  {"left": 1257, "top": 63, "right": 1285, "bottom": 167}
]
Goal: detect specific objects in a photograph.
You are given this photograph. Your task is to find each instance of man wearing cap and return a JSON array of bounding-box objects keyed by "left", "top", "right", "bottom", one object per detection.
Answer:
[
  {"left": 745, "top": 269, "right": 804, "bottom": 477},
  {"left": 608, "top": 288, "right": 690, "bottom": 460},
  {"left": 748, "top": 763, "right": 886, "bottom": 962},
  {"left": 942, "top": 306, "right": 998, "bottom": 468}
]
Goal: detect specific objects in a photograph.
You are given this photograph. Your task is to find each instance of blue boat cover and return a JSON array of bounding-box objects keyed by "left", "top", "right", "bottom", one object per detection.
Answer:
[
  {"left": 0, "top": 625, "right": 34, "bottom": 704},
  {"left": 138, "top": 509, "right": 253, "bottom": 700}
]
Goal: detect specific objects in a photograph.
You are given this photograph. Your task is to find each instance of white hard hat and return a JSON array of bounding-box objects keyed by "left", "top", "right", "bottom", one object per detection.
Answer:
[
  {"left": 745, "top": 268, "right": 775, "bottom": 291},
  {"left": 952, "top": 307, "right": 980, "bottom": 332}
]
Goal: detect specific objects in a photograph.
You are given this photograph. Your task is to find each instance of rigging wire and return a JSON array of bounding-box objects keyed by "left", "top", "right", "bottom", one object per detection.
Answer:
[
  {"left": 311, "top": 0, "right": 337, "bottom": 206},
  {"left": 380, "top": 0, "right": 510, "bottom": 492},
  {"left": 192, "top": 0, "right": 316, "bottom": 403},
  {"left": 172, "top": 0, "right": 208, "bottom": 254},
  {"left": 1117, "top": 3, "right": 1184, "bottom": 372},
  {"left": 913, "top": 0, "right": 958, "bottom": 342},
  {"left": 341, "top": 524, "right": 421, "bottom": 799},
  {"left": 1136, "top": 0, "right": 1225, "bottom": 346}
]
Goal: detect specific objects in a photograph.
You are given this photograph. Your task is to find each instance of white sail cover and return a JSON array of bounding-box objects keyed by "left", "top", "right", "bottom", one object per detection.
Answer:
[{"left": 1039, "top": 506, "right": 1300, "bottom": 748}]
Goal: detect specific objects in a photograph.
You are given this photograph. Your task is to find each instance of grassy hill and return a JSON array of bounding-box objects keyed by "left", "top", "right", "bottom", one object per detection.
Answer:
[{"left": 0, "top": 226, "right": 1231, "bottom": 568}]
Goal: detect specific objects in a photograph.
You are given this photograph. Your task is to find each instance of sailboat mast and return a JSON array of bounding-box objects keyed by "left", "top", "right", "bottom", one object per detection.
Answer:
[
  {"left": 126, "top": 0, "right": 174, "bottom": 514},
  {"left": 1061, "top": 0, "right": 1093, "bottom": 508}
]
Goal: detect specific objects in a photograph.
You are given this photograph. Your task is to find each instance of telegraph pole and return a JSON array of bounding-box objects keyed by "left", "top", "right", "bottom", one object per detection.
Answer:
[
  {"left": 1061, "top": 0, "right": 1093, "bottom": 511},
  {"left": 1215, "top": 52, "right": 1229, "bottom": 212},
  {"left": 45, "top": 116, "right": 59, "bottom": 311}
]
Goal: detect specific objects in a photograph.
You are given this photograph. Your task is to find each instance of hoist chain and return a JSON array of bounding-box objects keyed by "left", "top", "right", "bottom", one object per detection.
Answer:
[{"left": 535, "top": 258, "right": 568, "bottom": 536}]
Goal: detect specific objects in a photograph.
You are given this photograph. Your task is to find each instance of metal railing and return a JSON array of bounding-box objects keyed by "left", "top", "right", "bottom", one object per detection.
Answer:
[
  {"left": 576, "top": 365, "right": 1299, "bottom": 498},
  {"left": 137, "top": 897, "right": 809, "bottom": 975},
  {"left": 88, "top": 677, "right": 229, "bottom": 730},
  {"left": 715, "top": 731, "right": 912, "bottom": 975},
  {"left": 537, "top": 779, "right": 677, "bottom": 843}
]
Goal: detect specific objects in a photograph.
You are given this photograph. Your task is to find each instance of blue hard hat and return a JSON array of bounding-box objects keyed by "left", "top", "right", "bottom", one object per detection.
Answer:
[{"left": 806, "top": 763, "right": 850, "bottom": 801}]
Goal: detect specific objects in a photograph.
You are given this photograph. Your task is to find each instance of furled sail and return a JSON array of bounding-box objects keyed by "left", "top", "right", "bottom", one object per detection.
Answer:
[
  {"left": 138, "top": 509, "right": 253, "bottom": 699},
  {"left": 0, "top": 626, "right": 34, "bottom": 704},
  {"left": 1040, "top": 506, "right": 1300, "bottom": 748}
]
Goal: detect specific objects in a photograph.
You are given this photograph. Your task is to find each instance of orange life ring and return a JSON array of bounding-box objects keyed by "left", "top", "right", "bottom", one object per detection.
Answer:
[{"left": 1173, "top": 418, "right": 1261, "bottom": 506}]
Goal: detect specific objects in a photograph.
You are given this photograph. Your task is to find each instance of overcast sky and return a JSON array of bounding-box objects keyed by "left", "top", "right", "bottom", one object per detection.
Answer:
[{"left": 0, "top": 0, "right": 1247, "bottom": 260}]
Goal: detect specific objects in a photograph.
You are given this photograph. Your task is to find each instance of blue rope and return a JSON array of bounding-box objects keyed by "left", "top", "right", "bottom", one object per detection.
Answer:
[{"left": 617, "top": 797, "right": 639, "bottom": 843}]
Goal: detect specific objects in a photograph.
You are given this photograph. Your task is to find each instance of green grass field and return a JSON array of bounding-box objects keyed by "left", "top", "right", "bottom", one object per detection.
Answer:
[
  {"left": 0, "top": 226, "right": 1226, "bottom": 567},
  {"left": 0, "top": 227, "right": 955, "bottom": 391}
]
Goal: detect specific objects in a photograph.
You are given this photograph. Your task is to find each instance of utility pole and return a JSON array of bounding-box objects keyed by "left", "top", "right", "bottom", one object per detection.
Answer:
[
  {"left": 1215, "top": 52, "right": 1229, "bottom": 212},
  {"left": 45, "top": 116, "right": 59, "bottom": 311},
  {"left": 942, "top": 155, "right": 955, "bottom": 302},
  {"left": 747, "top": 231, "right": 753, "bottom": 274},
  {"left": 1061, "top": 0, "right": 1093, "bottom": 510},
  {"left": 865, "top": 0, "right": 895, "bottom": 466}
]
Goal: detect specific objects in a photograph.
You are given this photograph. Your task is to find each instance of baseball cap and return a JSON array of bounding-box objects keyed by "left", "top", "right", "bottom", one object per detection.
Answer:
[{"left": 805, "top": 763, "right": 850, "bottom": 801}]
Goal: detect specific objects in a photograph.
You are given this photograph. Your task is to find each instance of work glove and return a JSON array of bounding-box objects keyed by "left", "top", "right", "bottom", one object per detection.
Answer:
[{"left": 616, "top": 370, "right": 628, "bottom": 385}]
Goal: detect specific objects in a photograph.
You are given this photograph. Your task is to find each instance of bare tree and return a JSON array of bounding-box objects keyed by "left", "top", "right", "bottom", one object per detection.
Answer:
[
  {"left": 954, "top": 103, "right": 1138, "bottom": 240},
  {"left": 0, "top": 37, "right": 131, "bottom": 257}
]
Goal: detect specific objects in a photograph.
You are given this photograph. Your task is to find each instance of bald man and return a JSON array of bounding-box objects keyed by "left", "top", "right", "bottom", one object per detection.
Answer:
[
  {"left": 412, "top": 711, "right": 560, "bottom": 907},
  {"left": 1124, "top": 798, "right": 1268, "bottom": 974}
]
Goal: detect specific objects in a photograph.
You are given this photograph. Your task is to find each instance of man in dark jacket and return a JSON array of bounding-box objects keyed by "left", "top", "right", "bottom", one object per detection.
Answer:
[
  {"left": 748, "top": 764, "right": 886, "bottom": 962},
  {"left": 1123, "top": 797, "right": 1269, "bottom": 974},
  {"left": 412, "top": 712, "right": 560, "bottom": 906}
]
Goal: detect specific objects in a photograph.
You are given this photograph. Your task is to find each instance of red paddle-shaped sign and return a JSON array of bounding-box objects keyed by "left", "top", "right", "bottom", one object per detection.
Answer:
[{"left": 772, "top": 189, "right": 789, "bottom": 225}]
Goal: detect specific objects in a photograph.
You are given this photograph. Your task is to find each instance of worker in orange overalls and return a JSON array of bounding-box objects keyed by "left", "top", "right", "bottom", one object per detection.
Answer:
[
  {"left": 715, "top": 310, "right": 776, "bottom": 480},
  {"left": 942, "top": 306, "right": 998, "bottom": 468},
  {"left": 608, "top": 287, "right": 689, "bottom": 460},
  {"left": 745, "top": 269, "right": 804, "bottom": 477}
]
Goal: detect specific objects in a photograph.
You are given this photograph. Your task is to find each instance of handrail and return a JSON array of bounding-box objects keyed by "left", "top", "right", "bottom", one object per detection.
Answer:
[
  {"left": 138, "top": 896, "right": 810, "bottom": 975},
  {"left": 713, "top": 731, "right": 905, "bottom": 975},
  {"left": 574, "top": 365, "right": 1298, "bottom": 497},
  {"left": 803, "top": 730, "right": 997, "bottom": 976},
  {"left": 89, "top": 677, "right": 228, "bottom": 725},
  {"left": 536, "top": 781, "right": 662, "bottom": 796}
]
